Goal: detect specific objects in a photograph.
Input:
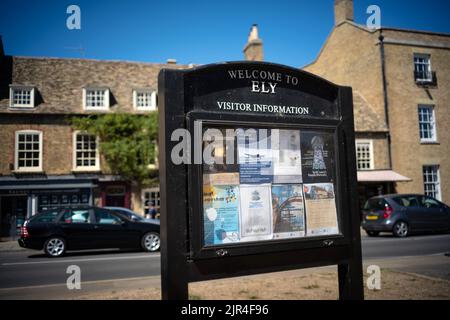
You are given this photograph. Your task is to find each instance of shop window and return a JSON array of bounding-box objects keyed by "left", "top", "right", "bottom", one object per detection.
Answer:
[{"left": 143, "top": 188, "right": 160, "bottom": 217}]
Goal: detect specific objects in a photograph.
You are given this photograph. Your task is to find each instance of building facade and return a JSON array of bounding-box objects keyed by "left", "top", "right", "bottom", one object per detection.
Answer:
[
  {"left": 304, "top": 0, "right": 450, "bottom": 208},
  {"left": 0, "top": 42, "right": 186, "bottom": 237}
]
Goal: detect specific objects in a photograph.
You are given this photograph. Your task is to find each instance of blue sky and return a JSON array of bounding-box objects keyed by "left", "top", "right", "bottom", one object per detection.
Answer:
[{"left": 0, "top": 0, "right": 449, "bottom": 67}]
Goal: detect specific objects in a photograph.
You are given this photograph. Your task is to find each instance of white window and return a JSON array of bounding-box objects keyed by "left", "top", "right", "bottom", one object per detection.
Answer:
[
  {"left": 418, "top": 105, "right": 437, "bottom": 142},
  {"left": 15, "top": 130, "right": 43, "bottom": 172},
  {"left": 133, "top": 89, "right": 157, "bottom": 111},
  {"left": 9, "top": 85, "right": 35, "bottom": 108},
  {"left": 142, "top": 188, "right": 160, "bottom": 218},
  {"left": 83, "top": 88, "right": 110, "bottom": 110},
  {"left": 356, "top": 140, "right": 374, "bottom": 170},
  {"left": 423, "top": 165, "right": 441, "bottom": 201},
  {"left": 414, "top": 54, "right": 432, "bottom": 82},
  {"left": 73, "top": 132, "right": 100, "bottom": 171}
]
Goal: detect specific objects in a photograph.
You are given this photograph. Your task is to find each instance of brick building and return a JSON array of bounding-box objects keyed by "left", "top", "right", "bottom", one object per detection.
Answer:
[
  {"left": 0, "top": 38, "right": 187, "bottom": 237},
  {"left": 304, "top": 0, "right": 450, "bottom": 208}
]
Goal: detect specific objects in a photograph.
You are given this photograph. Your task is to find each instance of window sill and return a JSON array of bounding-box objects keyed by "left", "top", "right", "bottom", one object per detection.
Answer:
[{"left": 420, "top": 141, "right": 440, "bottom": 145}]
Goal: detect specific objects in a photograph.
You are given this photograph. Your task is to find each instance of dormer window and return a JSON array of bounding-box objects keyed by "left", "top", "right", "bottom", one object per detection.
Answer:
[
  {"left": 83, "top": 88, "right": 110, "bottom": 110},
  {"left": 133, "top": 89, "right": 157, "bottom": 111},
  {"left": 10, "top": 85, "right": 35, "bottom": 108}
]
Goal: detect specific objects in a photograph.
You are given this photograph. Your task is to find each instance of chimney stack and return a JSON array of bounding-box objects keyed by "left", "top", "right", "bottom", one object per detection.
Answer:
[
  {"left": 334, "top": 0, "right": 354, "bottom": 26},
  {"left": 243, "top": 24, "right": 263, "bottom": 61}
]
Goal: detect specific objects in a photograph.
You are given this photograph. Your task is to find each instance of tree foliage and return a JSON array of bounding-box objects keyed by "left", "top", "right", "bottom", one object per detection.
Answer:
[{"left": 71, "top": 113, "right": 159, "bottom": 185}]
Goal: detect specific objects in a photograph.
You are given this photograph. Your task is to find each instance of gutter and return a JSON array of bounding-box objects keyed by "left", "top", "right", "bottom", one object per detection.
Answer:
[{"left": 378, "top": 31, "right": 393, "bottom": 170}]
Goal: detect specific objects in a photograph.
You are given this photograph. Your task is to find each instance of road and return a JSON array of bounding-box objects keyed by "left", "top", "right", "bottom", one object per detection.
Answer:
[{"left": 0, "top": 233, "right": 449, "bottom": 298}]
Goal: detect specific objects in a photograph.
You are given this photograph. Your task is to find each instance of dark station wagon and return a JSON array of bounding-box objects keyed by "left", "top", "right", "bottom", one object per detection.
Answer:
[
  {"left": 361, "top": 194, "right": 450, "bottom": 237},
  {"left": 18, "top": 206, "right": 160, "bottom": 257}
]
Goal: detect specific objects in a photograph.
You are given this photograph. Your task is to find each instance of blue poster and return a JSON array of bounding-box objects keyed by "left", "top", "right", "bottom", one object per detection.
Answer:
[
  {"left": 237, "top": 128, "right": 274, "bottom": 184},
  {"left": 203, "top": 184, "right": 240, "bottom": 246}
]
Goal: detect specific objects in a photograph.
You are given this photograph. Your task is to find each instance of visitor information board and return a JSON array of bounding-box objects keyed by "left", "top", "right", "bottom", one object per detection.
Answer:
[{"left": 158, "top": 61, "right": 364, "bottom": 300}]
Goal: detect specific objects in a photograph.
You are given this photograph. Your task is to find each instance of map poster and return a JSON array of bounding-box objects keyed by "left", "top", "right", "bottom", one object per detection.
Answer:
[
  {"left": 203, "top": 183, "right": 240, "bottom": 246},
  {"left": 271, "top": 184, "right": 306, "bottom": 239},
  {"left": 300, "top": 131, "right": 335, "bottom": 183},
  {"left": 272, "top": 129, "right": 302, "bottom": 183},
  {"left": 303, "top": 183, "right": 339, "bottom": 236},
  {"left": 239, "top": 184, "right": 273, "bottom": 242}
]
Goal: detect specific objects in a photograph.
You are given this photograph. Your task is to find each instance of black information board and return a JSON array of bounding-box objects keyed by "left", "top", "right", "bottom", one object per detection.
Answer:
[{"left": 158, "top": 61, "right": 363, "bottom": 300}]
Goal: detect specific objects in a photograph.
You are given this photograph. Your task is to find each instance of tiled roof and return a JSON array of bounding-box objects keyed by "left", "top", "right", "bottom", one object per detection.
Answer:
[{"left": 0, "top": 56, "right": 187, "bottom": 114}]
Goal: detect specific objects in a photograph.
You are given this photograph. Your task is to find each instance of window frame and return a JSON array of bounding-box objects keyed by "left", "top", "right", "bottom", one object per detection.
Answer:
[
  {"left": 423, "top": 165, "right": 441, "bottom": 201},
  {"left": 9, "top": 85, "right": 35, "bottom": 108},
  {"left": 414, "top": 53, "right": 432, "bottom": 82},
  {"left": 355, "top": 139, "right": 374, "bottom": 171},
  {"left": 418, "top": 105, "right": 437, "bottom": 143},
  {"left": 133, "top": 89, "right": 157, "bottom": 111},
  {"left": 82, "top": 87, "right": 110, "bottom": 110},
  {"left": 72, "top": 131, "right": 100, "bottom": 171},
  {"left": 142, "top": 187, "right": 160, "bottom": 216},
  {"left": 14, "top": 130, "right": 43, "bottom": 172}
]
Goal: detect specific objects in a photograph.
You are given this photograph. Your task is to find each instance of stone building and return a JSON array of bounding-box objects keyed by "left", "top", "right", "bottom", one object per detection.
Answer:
[
  {"left": 0, "top": 37, "right": 186, "bottom": 237},
  {"left": 304, "top": 0, "right": 450, "bottom": 207}
]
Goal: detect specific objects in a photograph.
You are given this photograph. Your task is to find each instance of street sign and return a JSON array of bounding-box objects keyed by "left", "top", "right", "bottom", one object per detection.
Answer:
[{"left": 158, "top": 61, "right": 363, "bottom": 300}]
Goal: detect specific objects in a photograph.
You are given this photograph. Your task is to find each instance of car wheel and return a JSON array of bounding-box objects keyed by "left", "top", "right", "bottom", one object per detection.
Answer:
[
  {"left": 141, "top": 232, "right": 160, "bottom": 252},
  {"left": 366, "top": 230, "right": 380, "bottom": 237},
  {"left": 44, "top": 237, "right": 66, "bottom": 257},
  {"left": 393, "top": 221, "right": 409, "bottom": 238}
]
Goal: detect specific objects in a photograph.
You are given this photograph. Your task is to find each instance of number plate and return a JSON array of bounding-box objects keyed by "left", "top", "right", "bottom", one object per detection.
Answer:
[{"left": 366, "top": 215, "right": 378, "bottom": 220}]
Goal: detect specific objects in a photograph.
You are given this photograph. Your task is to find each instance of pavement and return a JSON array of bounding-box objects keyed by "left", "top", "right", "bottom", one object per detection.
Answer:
[{"left": 0, "top": 239, "right": 22, "bottom": 252}]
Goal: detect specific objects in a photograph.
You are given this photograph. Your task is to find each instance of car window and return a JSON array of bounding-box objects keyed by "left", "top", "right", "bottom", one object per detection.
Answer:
[
  {"left": 95, "top": 209, "right": 123, "bottom": 225},
  {"left": 392, "top": 196, "right": 420, "bottom": 207},
  {"left": 364, "top": 198, "right": 388, "bottom": 211},
  {"left": 61, "top": 209, "right": 91, "bottom": 223},
  {"left": 31, "top": 210, "right": 61, "bottom": 223},
  {"left": 421, "top": 196, "right": 442, "bottom": 209}
]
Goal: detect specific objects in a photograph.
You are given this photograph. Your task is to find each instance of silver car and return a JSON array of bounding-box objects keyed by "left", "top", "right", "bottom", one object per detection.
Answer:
[{"left": 361, "top": 194, "right": 450, "bottom": 237}]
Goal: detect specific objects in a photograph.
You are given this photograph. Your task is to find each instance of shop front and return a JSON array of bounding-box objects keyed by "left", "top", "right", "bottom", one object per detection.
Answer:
[
  {"left": 99, "top": 181, "right": 131, "bottom": 208},
  {"left": 0, "top": 177, "right": 96, "bottom": 238},
  {"left": 356, "top": 170, "right": 411, "bottom": 211}
]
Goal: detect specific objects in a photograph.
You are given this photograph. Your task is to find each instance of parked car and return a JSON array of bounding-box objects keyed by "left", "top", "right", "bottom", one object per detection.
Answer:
[
  {"left": 361, "top": 194, "right": 450, "bottom": 237},
  {"left": 18, "top": 206, "right": 160, "bottom": 257},
  {"left": 104, "top": 207, "right": 160, "bottom": 225}
]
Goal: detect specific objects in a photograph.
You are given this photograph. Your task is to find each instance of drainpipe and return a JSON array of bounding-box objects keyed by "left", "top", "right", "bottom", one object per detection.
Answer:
[{"left": 379, "top": 31, "right": 393, "bottom": 170}]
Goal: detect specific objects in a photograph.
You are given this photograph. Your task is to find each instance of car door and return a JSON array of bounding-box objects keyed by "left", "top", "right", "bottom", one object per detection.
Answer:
[
  {"left": 59, "top": 208, "right": 96, "bottom": 250},
  {"left": 399, "top": 196, "right": 425, "bottom": 231},
  {"left": 419, "top": 196, "right": 449, "bottom": 231},
  {"left": 92, "top": 208, "right": 137, "bottom": 248}
]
